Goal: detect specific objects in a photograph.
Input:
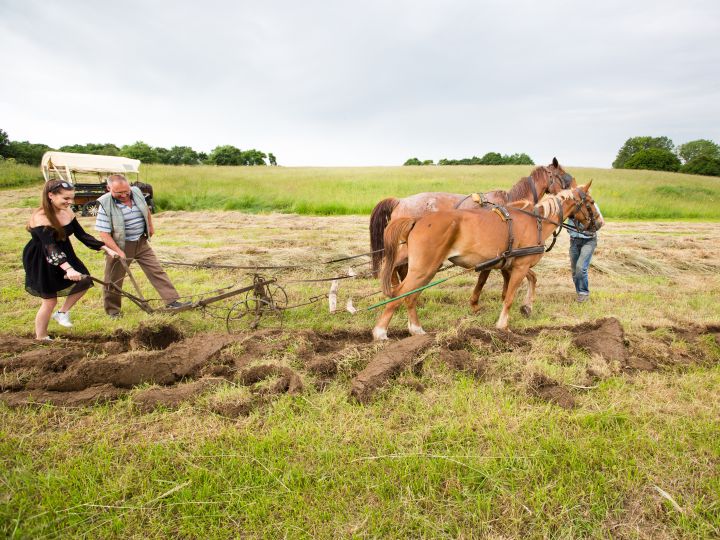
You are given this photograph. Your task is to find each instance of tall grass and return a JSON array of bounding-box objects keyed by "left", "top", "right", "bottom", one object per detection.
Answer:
[
  {"left": 145, "top": 164, "right": 720, "bottom": 219},
  {"left": 0, "top": 161, "right": 42, "bottom": 189}
]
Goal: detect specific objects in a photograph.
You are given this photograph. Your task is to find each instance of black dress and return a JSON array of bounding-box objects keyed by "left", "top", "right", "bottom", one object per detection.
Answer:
[{"left": 23, "top": 218, "right": 105, "bottom": 299}]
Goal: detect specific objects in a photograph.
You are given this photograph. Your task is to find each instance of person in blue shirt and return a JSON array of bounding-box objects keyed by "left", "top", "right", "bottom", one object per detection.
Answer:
[{"left": 566, "top": 202, "right": 604, "bottom": 303}]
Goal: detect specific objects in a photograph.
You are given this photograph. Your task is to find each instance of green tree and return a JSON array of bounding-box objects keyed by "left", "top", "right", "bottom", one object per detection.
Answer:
[
  {"left": 241, "top": 149, "right": 267, "bottom": 166},
  {"left": 167, "top": 146, "right": 200, "bottom": 165},
  {"left": 59, "top": 143, "right": 120, "bottom": 155},
  {"left": 624, "top": 148, "right": 681, "bottom": 172},
  {"left": 403, "top": 157, "right": 422, "bottom": 166},
  {"left": 4, "top": 140, "right": 52, "bottom": 166},
  {"left": 208, "top": 145, "right": 244, "bottom": 165},
  {"left": 154, "top": 147, "right": 171, "bottom": 164},
  {"left": 120, "top": 141, "right": 159, "bottom": 163},
  {"left": 422, "top": 159, "right": 434, "bottom": 165},
  {"left": 613, "top": 136, "right": 674, "bottom": 168},
  {"left": 268, "top": 153, "right": 277, "bottom": 166},
  {"left": 0, "top": 128, "right": 9, "bottom": 156},
  {"left": 680, "top": 155, "right": 720, "bottom": 176},
  {"left": 676, "top": 139, "right": 720, "bottom": 164},
  {"left": 479, "top": 152, "right": 503, "bottom": 165},
  {"left": 505, "top": 153, "right": 534, "bottom": 165}
]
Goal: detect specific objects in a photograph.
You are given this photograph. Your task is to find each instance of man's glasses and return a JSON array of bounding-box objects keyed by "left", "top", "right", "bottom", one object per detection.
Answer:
[
  {"left": 112, "top": 190, "right": 131, "bottom": 197},
  {"left": 49, "top": 181, "right": 74, "bottom": 192}
]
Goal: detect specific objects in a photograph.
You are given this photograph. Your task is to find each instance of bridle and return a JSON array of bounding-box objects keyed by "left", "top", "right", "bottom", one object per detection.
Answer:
[{"left": 546, "top": 168, "right": 574, "bottom": 193}]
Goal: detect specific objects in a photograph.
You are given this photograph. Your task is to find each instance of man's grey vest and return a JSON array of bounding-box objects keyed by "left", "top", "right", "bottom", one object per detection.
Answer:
[{"left": 97, "top": 186, "right": 150, "bottom": 250}]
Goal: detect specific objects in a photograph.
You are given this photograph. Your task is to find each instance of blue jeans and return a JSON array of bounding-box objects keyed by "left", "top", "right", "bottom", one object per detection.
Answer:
[{"left": 569, "top": 236, "right": 597, "bottom": 296}]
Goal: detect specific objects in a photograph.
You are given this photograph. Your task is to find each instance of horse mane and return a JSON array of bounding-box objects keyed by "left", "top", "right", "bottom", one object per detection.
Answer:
[
  {"left": 535, "top": 188, "right": 573, "bottom": 218},
  {"left": 507, "top": 200, "right": 532, "bottom": 210},
  {"left": 506, "top": 166, "right": 549, "bottom": 202}
]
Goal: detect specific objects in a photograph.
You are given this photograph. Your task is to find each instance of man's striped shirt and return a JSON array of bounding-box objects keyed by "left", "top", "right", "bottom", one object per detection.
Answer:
[{"left": 95, "top": 198, "right": 146, "bottom": 241}]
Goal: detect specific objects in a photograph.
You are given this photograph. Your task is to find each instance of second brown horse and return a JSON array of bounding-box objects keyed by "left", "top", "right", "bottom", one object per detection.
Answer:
[{"left": 372, "top": 183, "right": 599, "bottom": 340}]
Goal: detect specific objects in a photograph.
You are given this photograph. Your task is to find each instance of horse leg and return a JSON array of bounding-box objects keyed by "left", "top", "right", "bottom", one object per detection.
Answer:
[
  {"left": 501, "top": 269, "right": 510, "bottom": 300},
  {"left": 495, "top": 267, "right": 528, "bottom": 331},
  {"left": 373, "top": 263, "right": 445, "bottom": 340},
  {"left": 405, "top": 292, "right": 425, "bottom": 335},
  {"left": 520, "top": 269, "right": 537, "bottom": 317},
  {"left": 469, "top": 270, "right": 491, "bottom": 313}
]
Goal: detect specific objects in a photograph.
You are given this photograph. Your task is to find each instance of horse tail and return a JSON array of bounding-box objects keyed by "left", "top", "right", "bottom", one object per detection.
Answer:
[
  {"left": 380, "top": 217, "right": 416, "bottom": 296},
  {"left": 369, "top": 198, "right": 399, "bottom": 277}
]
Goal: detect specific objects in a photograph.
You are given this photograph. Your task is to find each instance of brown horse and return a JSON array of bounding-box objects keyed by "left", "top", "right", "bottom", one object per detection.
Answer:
[
  {"left": 369, "top": 158, "right": 576, "bottom": 277},
  {"left": 372, "top": 183, "right": 599, "bottom": 340}
]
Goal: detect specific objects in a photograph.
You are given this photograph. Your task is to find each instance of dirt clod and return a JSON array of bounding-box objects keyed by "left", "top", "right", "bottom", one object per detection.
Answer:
[
  {"left": 350, "top": 334, "right": 434, "bottom": 404},
  {"left": 129, "top": 322, "right": 183, "bottom": 350},
  {"left": 439, "top": 349, "right": 488, "bottom": 378},
  {"left": 573, "top": 317, "right": 627, "bottom": 363},
  {"left": 132, "top": 377, "right": 226, "bottom": 411},
  {"left": 528, "top": 373, "right": 576, "bottom": 409}
]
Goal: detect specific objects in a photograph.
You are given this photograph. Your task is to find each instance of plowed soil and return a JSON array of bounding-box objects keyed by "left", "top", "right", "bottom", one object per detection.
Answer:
[{"left": 1, "top": 318, "right": 718, "bottom": 413}]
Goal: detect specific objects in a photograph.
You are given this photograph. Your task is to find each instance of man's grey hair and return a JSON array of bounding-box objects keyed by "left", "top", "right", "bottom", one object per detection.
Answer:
[{"left": 107, "top": 174, "right": 129, "bottom": 185}]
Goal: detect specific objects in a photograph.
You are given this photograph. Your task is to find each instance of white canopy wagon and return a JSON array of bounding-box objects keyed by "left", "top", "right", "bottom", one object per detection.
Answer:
[{"left": 41, "top": 151, "right": 156, "bottom": 215}]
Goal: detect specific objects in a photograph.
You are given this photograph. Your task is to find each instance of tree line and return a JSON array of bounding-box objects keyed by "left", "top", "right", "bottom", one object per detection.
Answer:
[
  {"left": 404, "top": 152, "right": 534, "bottom": 166},
  {"left": 613, "top": 136, "right": 720, "bottom": 176},
  {"left": 0, "top": 129, "right": 277, "bottom": 167}
]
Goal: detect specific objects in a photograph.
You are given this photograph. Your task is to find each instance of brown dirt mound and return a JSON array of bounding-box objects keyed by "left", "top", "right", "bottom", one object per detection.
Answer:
[
  {"left": 573, "top": 317, "right": 627, "bottom": 363},
  {"left": 0, "top": 335, "right": 44, "bottom": 355},
  {"left": 1, "top": 384, "right": 127, "bottom": 407},
  {"left": 129, "top": 322, "right": 183, "bottom": 350},
  {"left": 350, "top": 334, "right": 434, "bottom": 404},
  {"left": 527, "top": 373, "right": 576, "bottom": 409},
  {"left": 28, "top": 334, "right": 237, "bottom": 392},
  {"left": 132, "top": 377, "right": 226, "bottom": 412},
  {"left": 1, "top": 318, "right": 717, "bottom": 412},
  {"left": 439, "top": 349, "right": 488, "bottom": 378},
  {"left": 239, "top": 364, "right": 303, "bottom": 394}
]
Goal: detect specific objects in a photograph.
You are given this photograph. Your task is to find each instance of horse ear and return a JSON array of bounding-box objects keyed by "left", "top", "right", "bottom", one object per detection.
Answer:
[
  {"left": 583, "top": 179, "right": 593, "bottom": 192},
  {"left": 552, "top": 157, "right": 559, "bottom": 168}
]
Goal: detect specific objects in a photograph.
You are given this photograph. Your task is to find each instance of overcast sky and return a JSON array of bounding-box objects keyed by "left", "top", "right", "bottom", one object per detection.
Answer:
[{"left": 2, "top": 0, "right": 719, "bottom": 167}]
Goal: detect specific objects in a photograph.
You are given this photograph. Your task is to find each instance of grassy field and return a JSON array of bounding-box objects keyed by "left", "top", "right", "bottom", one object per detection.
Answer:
[
  {"left": 0, "top": 161, "right": 43, "bottom": 189},
  {"left": 4, "top": 161, "right": 720, "bottom": 218},
  {"left": 1, "top": 177, "right": 719, "bottom": 538}
]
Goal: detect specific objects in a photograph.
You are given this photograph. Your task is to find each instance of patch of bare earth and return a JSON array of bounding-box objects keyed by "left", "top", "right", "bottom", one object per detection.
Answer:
[{"left": 1, "top": 317, "right": 718, "bottom": 411}]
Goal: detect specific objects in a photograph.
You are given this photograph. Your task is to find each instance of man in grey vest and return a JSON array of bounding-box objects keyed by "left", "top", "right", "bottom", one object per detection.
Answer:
[{"left": 95, "top": 175, "right": 188, "bottom": 316}]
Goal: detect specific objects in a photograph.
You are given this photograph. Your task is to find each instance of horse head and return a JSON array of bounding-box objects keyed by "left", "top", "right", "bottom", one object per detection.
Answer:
[
  {"left": 565, "top": 181, "right": 601, "bottom": 231},
  {"left": 545, "top": 157, "right": 577, "bottom": 195}
]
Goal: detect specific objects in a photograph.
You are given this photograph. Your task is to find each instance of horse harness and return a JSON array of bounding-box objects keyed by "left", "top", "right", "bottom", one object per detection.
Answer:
[{"left": 473, "top": 188, "right": 593, "bottom": 273}]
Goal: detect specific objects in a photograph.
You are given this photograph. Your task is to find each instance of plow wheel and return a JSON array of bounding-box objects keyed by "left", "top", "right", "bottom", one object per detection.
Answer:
[
  {"left": 226, "top": 276, "right": 287, "bottom": 333},
  {"left": 226, "top": 296, "right": 284, "bottom": 332}
]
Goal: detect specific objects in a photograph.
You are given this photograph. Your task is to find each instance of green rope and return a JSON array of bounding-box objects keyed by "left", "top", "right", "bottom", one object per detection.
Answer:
[{"left": 364, "top": 270, "right": 466, "bottom": 311}]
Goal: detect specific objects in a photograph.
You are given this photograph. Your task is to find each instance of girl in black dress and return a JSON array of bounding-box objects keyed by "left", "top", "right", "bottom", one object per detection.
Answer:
[{"left": 23, "top": 180, "right": 118, "bottom": 340}]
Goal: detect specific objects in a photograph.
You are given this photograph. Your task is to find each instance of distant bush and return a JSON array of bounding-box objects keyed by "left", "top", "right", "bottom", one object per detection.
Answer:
[
  {"left": 624, "top": 148, "right": 681, "bottom": 172},
  {"left": 680, "top": 155, "right": 720, "bottom": 176},
  {"left": 613, "top": 136, "right": 675, "bottom": 169},
  {"left": 405, "top": 152, "right": 533, "bottom": 166}
]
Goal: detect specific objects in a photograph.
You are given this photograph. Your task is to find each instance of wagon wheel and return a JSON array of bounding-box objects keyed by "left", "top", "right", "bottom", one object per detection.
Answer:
[
  {"left": 83, "top": 201, "right": 100, "bottom": 217},
  {"left": 226, "top": 296, "right": 284, "bottom": 333}
]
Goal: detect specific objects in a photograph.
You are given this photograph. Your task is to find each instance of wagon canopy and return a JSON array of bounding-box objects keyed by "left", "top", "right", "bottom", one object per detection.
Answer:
[{"left": 41, "top": 151, "right": 141, "bottom": 182}]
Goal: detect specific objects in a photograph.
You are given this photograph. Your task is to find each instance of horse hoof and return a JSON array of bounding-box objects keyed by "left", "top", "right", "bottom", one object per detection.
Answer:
[
  {"left": 520, "top": 305, "right": 532, "bottom": 318},
  {"left": 372, "top": 327, "right": 389, "bottom": 341},
  {"left": 408, "top": 323, "right": 426, "bottom": 336}
]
